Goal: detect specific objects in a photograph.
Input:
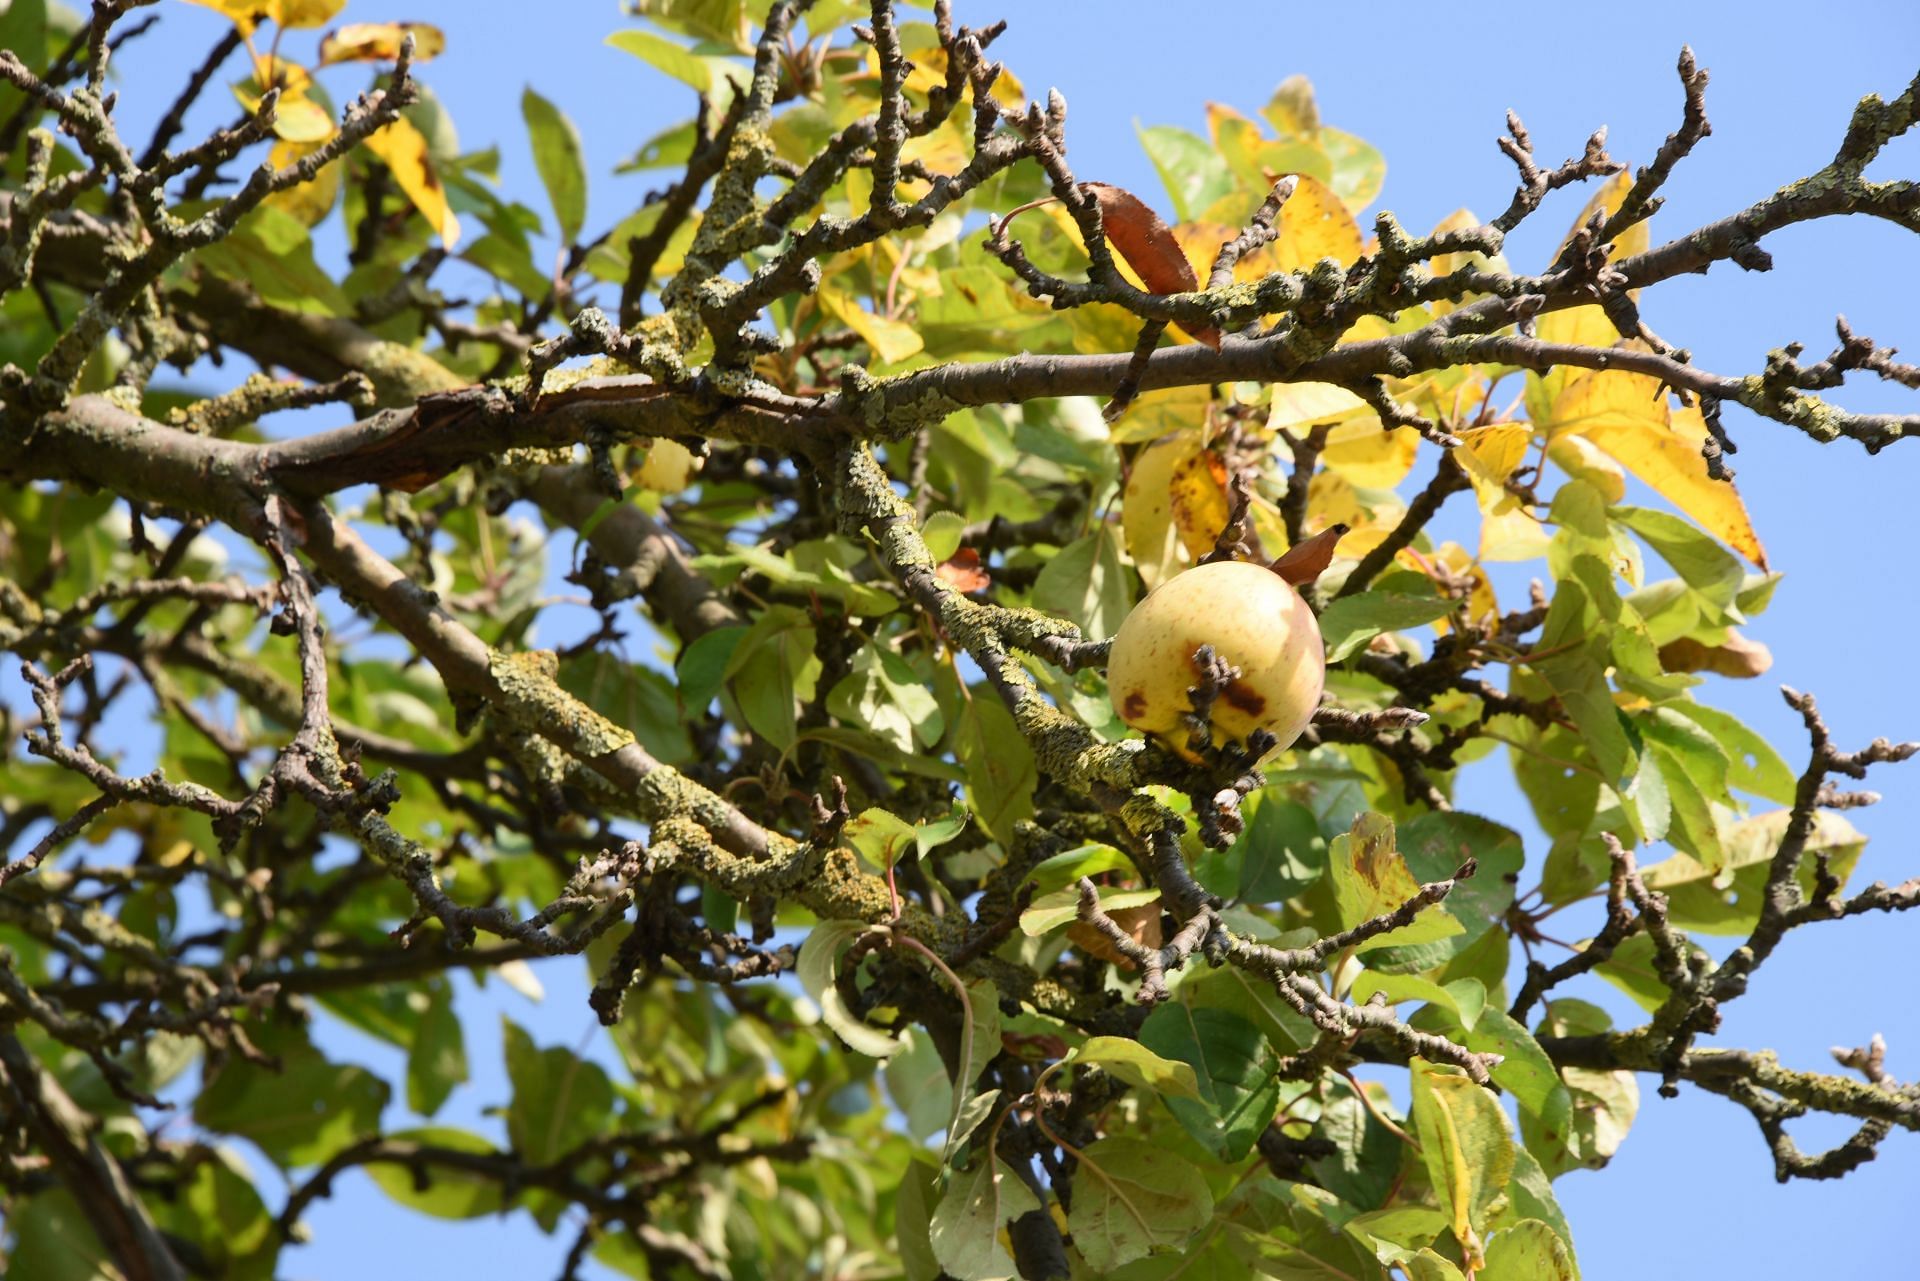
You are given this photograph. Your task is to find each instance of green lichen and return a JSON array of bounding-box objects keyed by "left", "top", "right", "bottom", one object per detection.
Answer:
[{"left": 487, "top": 648, "right": 635, "bottom": 757}]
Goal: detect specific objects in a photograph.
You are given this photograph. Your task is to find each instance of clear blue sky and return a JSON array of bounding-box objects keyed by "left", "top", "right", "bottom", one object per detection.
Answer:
[{"left": 29, "top": 1, "right": 1920, "bottom": 1277}]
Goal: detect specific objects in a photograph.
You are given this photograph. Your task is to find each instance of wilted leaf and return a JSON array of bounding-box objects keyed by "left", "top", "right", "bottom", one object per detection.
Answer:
[
  {"left": 1271, "top": 520, "right": 1348, "bottom": 586},
  {"left": 1082, "top": 181, "right": 1221, "bottom": 348},
  {"left": 1327, "top": 813, "right": 1465, "bottom": 950},
  {"left": 1066, "top": 901, "right": 1162, "bottom": 968},
  {"left": 1657, "top": 632, "right": 1772, "bottom": 678}
]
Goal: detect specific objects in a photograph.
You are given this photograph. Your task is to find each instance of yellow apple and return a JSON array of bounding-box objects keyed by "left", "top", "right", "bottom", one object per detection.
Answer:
[{"left": 1106, "top": 559, "right": 1324, "bottom": 751}]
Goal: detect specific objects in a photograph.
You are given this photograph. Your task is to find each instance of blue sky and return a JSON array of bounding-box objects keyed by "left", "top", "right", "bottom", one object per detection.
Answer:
[{"left": 15, "top": 0, "right": 1920, "bottom": 1277}]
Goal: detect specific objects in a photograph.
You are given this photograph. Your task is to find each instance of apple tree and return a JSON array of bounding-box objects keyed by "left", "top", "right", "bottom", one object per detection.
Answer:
[{"left": 2, "top": 1, "right": 1918, "bottom": 1278}]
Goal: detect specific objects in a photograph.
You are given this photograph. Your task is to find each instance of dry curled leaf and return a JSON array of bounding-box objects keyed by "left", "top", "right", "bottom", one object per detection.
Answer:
[
  {"left": 935, "top": 548, "right": 992, "bottom": 593},
  {"left": 1270, "top": 522, "right": 1349, "bottom": 586},
  {"left": 1658, "top": 633, "right": 1773, "bottom": 678},
  {"left": 1082, "top": 182, "right": 1222, "bottom": 349},
  {"left": 1067, "top": 902, "right": 1163, "bottom": 970}
]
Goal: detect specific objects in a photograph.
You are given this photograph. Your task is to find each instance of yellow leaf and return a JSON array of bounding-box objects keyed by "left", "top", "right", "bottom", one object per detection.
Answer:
[
  {"left": 364, "top": 117, "right": 461, "bottom": 247},
  {"left": 264, "top": 137, "right": 341, "bottom": 225},
  {"left": 1306, "top": 469, "right": 1362, "bottom": 533},
  {"left": 1478, "top": 505, "right": 1552, "bottom": 563},
  {"left": 815, "top": 283, "right": 924, "bottom": 366},
  {"left": 1419, "top": 542, "right": 1498, "bottom": 632},
  {"left": 1454, "top": 423, "right": 1533, "bottom": 513},
  {"left": 1168, "top": 448, "right": 1231, "bottom": 560},
  {"left": 319, "top": 22, "right": 447, "bottom": 64},
  {"left": 1321, "top": 416, "right": 1419, "bottom": 489},
  {"left": 1121, "top": 433, "right": 1228, "bottom": 589},
  {"left": 1553, "top": 369, "right": 1768, "bottom": 568},
  {"left": 1546, "top": 432, "right": 1625, "bottom": 502},
  {"left": 1108, "top": 384, "right": 1210, "bottom": 447},
  {"left": 1267, "top": 172, "right": 1362, "bottom": 271},
  {"left": 235, "top": 60, "right": 335, "bottom": 145},
  {"left": 1329, "top": 814, "right": 1464, "bottom": 950},
  {"left": 272, "top": 0, "right": 346, "bottom": 28},
  {"left": 635, "top": 439, "right": 699, "bottom": 492},
  {"left": 1534, "top": 173, "right": 1651, "bottom": 409},
  {"left": 1421, "top": 208, "right": 1510, "bottom": 316},
  {"left": 1267, "top": 380, "right": 1370, "bottom": 434},
  {"left": 182, "top": 0, "right": 264, "bottom": 31}
]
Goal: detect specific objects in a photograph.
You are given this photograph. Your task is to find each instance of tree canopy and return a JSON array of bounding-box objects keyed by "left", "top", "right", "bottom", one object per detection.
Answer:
[{"left": 2, "top": 1, "right": 1918, "bottom": 1278}]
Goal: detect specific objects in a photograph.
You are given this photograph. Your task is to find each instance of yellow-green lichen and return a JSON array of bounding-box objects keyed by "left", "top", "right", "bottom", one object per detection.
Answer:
[{"left": 487, "top": 648, "right": 635, "bottom": 757}]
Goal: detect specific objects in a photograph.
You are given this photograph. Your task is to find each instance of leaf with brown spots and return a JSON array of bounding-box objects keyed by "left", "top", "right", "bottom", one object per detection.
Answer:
[
  {"left": 1168, "top": 448, "right": 1232, "bottom": 559},
  {"left": 1083, "top": 182, "right": 1221, "bottom": 349},
  {"left": 1270, "top": 522, "right": 1348, "bottom": 586}
]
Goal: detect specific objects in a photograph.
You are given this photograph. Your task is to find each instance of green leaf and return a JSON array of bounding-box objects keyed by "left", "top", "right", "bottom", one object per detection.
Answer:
[
  {"left": 1615, "top": 506, "right": 1743, "bottom": 611},
  {"left": 1639, "top": 807, "right": 1866, "bottom": 934},
  {"left": 1071, "top": 1034, "right": 1203, "bottom": 1101},
  {"left": 895, "top": 1157, "right": 945, "bottom": 1281},
  {"left": 1498, "top": 1143, "right": 1578, "bottom": 1259},
  {"left": 1461, "top": 1006, "right": 1567, "bottom": 1123},
  {"left": 1593, "top": 932, "right": 1672, "bottom": 1014},
  {"left": 195, "top": 1024, "right": 389, "bottom": 1168},
  {"left": 502, "top": 1019, "right": 614, "bottom": 1165},
  {"left": 1135, "top": 124, "right": 1236, "bottom": 223},
  {"left": 1318, "top": 590, "right": 1457, "bottom": 663},
  {"left": 1483, "top": 1219, "right": 1577, "bottom": 1281},
  {"left": 1234, "top": 794, "right": 1326, "bottom": 904},
  {"left": 1138, "top": 1005, "right": 1280, "bottom": 1160},
  {"left": 520, "top": 86, "right": 587, "bottom": 243},
  {"left": 1023, "top": 843, "right": 1133, "bottom": 894},
  {"left": 1521, "top": 1003, "right": 1638, "bottom": 1179},
  {"left": 1068, "top": 1136, "right": 1215, "bottom": 1272},
  {"left": 844, "top": 807, "right": 917, "bottom": 870},
  {"left": 166, "top": 1149, "right": 277, "bottom": 1281},
  {"left": 827, "top": 640, "right": 945, "bottom": 752},
  {"left": 365, "top": 1128, "right": 508, "bottom": 1219},
  {"left": 929, "top": 1157, "right": 1040, "bottom": 1280},
  {"left": 1310, "top": 1076, "right": 1405, "bottom": 1211},
  {"left": 921, "top": 510, "right": 966, "bottom": 562},
  {"left": 796, "top": 919, "right": 908, "bottom": 1058},
  {"left": 1327, "top": 812, "right": 1465, "bottom": 952},
  {"left": 959, "top": 692, "right": 1035, "bottom": 844},
  {"left": 1351, "top": 971, "right": 1487, "bottom": 1031},
  {"left": 559, "top": 650, "right": 694, "bottom": 765},
  {"left": 195, "top": 206, "right": 351, "bottom": 316},
  {"left": 1020, "top": 884, "right": 1159, "bottom": 937},
  {"left": 677, "top": 624, "right": 748, "bottom": 713},
  {"left": 1667, "top": 702, "right": 1795, "bottom": 805},
  {"left": 1410, "top": 1059, "right": 1515, "bottom": 1261},
  {"left": 5, "top": 1191, "right": 119, "bottom": 1281},
  {"left": 406, "top": 978, "right": 468, "bottom": 1117},
  {"left": 605, "top": 28, "right": 741, "bottom": 98},
  {"left": 941, "top": 979, "right": 1003, "bottom": 1166},
  {"left": 1031, "top": 526, "right": 1131, "bottom": 640},
  {"left": 1366, "top": 811, "right": 1527, "bottom": 973}
]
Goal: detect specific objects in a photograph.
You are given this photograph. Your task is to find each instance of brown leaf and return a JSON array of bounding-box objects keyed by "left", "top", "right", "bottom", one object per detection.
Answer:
[
  {"left": 1658, "top": 632, "right": 1773, "bottom": 678},
  {"left": 935, "top": 548, "right": 991, "bottom": 593},
  {"left": 1270, "top": 522, "right": 1349, "bottom": 586},
  {"left": 1067, "top": 903, "right": 1163, "bottom": 971},
  {"left": 1082, "top": 182, "right": 1222, "bottom": 349}
]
